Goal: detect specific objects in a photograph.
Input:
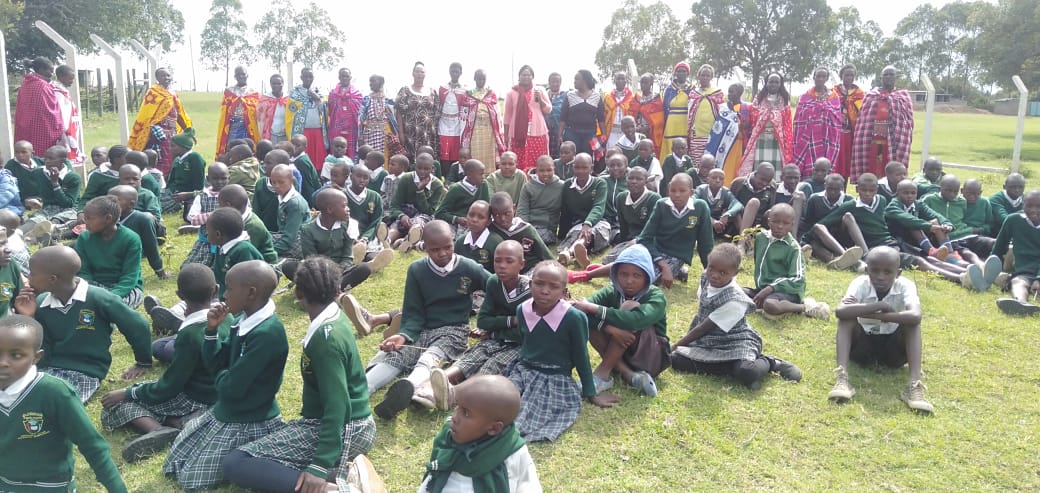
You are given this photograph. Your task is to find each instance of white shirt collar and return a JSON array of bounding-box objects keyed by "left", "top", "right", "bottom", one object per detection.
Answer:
[
  {"left": 303, "top": 302, "right": 340, "bottom": 347},
  {"left": 316, "top": 216, "right": 343, "bottom": 231},
  {"left": 241, "top": 208, "right": 252, "bottom": 221},
  {"left": 179, "top": 149, "right": 193, "bottom": 160},
  {"left": 345, "top": 186, "right": 366, "bottom": 203},
  {"left": 668, "top": 197, "right": 696, "bottom": 216},
  {"left": 220, "top": 231, "right": 250, "bottom": 254},
  {"left": 776, "top": 181, "right": 796, "bottom": 196},
  {"left": 40, "top": 277, "right": 89, "bottom": 308},
  {"left": 625, "top": 189, "right": 650, "bottom": 206},
  {"left": 179, "top": 308, "right": 210, "bottom": 332},
  {"left": 855, "top": 195, "right": 880, "bottom": 211},
  {"left": 278, "top": 187, "right": 300, "bottom": 204},
  {"left": 463, "top": 228, "right": 490, "bottom": 248},
  {"left": 0, "top": 366, "right": 37, "bottom": 407},
  {"left": 459, "top": 178, "right": 478, "bottom": 194},
  {"left": 570, "top": 176, "right": 593, "bottom": 192},
  {"left": 1004, "top": 190, "right": 1023, "bottom": 207},
  {"left": 236, "top": 300, "right": 276, "bottom": 337},
  {"left": 413, "top": 172, "right": 432, "bottom": 191},
  {"left": 18, "top": 159, "right": 36, "bottom": 171},
  {"left": 429, "top": 254, "right": 460, "bottom": 275},
  {"left": 704, "top": 277, "right": 740, "bottom": 298}
]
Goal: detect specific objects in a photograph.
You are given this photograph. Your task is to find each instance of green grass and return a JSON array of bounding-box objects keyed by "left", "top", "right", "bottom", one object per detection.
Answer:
[{"left": 67, "top": 97, "right": 1040, "bottom": 492}]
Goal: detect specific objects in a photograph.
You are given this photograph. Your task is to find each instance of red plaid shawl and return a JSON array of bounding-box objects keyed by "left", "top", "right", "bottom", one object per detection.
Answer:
[
  {"left": 14, "top": 73, "right": 64, "bottom": 157},
  {"left": 850, "top": 88, "right": 913, "bottom": 182},
  {"left": 257, "top": 94, "right": 288, "bottom": 140},
  {"left": 738, "top": 95, "right": 793, "bottom": 176},
  {"left": 461, "top": 87, "right": 506, "bottom": 153},
  {"left": 328, "top": 83, "right": 363, "bottom": 158},
  {"left": 792, "top": 87, "right": 842, "bottom": 177}
]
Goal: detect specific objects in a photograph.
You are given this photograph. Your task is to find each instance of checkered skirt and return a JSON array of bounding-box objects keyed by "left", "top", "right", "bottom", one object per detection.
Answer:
[
  {"left": 455, "top": 339, "right": 521, "bottom": 378},
  {"left": 41, "top": 367, "right": 99, "bottom": 404},
  {"left": 558, "top": 221, "right": 612, "bottom": 254},
  {"left": 163, "top": 410, "right": 284, "bottom": 491},
  {"left": 533, "top": 225, "right": 557, "bottom": 245},
  {"left": 239, "top": 416, "right": 376, "bottom": 473},
  {"left": 100, "top": 389, "right": 208, "bottom": 430},
  {"left": 375, "top": 325, "right": 469, "bottom": 372},
  {"left": 507, "top": 360, "right": 581, "bottom": 442},
  {"left": 183, "top": 238, "right": 215, "bottom": 267}
]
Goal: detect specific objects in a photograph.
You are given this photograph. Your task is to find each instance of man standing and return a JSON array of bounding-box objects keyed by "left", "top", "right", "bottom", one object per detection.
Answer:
[
  {"left": 285, "top": 67, "right": 328, "bottom": 165},
  {"left": 52, "top": 65, "right": 83, "bottom": 165},
  {"left": 215, "top": 66, "right": 261, "bottom": 156},
  {"left": 13, "top": 58, "right": 63, "bottom": 158},
  {"left": 129, "top": 67, "right": 193, "bottom": 176},
  {"left": 850, "top": 66, "right": 914, "bottom": 183},
  {"left": 257, "top": 74, "right": 289, "bottom": 144},
  {"left": 437, "top": 62, "right": 466, "bottom": 174},
  {"left": 602, "top": 72, "right": 636, "bottom": 149},
  {"left": 327, "top": 68, "right": 363, "bottom": 160}
]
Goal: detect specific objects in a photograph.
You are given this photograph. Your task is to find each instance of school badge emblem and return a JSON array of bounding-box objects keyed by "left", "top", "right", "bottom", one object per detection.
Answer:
[
  {"left": 477, "top": 249, "right": 490, "bottom": 264},
  {"left": 520, "top": 237, "right": 533, "bottom": 252},
  {"left": 77, "top": 310, "right": 96, "bottom": 330},
  {"left": 368, "top": 202, "right": 375, "bottom": 214},
  {"left": 457, "top": 276, "right": 472, "bottom": 294},
  {"left": 0, "top": 282, "right": 12, "bottom": 300},
  {"left": 687, "top": 216, "right": 699, "bottom": 229},
  {"left": 20, "top": 412, "right": 48, "bottom": 438}
]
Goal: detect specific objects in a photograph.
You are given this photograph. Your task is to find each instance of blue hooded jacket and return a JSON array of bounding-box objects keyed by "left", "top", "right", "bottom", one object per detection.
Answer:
[{"left": 609, "top": 244, "right": 657, "bottom": 301}]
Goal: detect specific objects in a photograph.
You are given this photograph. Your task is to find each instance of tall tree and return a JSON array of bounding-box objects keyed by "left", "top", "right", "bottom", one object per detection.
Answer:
[
  {"left": 823, "top": 7, "right": 884, "bottom": 82},
  {"left": 686, "top": 0, "right": 834, "bottom": 93},
  {"left": 978, "top": 0, "right": 1040, "bottom": 95},
  {"left": 199, "top": 0, "right": 252, "bottom": 86},
  {"left": 254, "top": 0, "right": 346, "bottom": 71},
  {"left": 594, "top": 0, "right": 688, "bottom": 80}
]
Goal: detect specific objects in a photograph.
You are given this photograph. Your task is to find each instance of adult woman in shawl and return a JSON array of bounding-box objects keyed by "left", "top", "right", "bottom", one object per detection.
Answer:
[
  {"left": 706, "top": 83, "right": 752, "bottom": 185},
  {"left": 833, "top": 64, "right": 865, "bottom": 178},
  {"left": 461, "top": 69, "right": 505, "bottom": 174},
  {"left": 327, "top": 68, "right": 364, "bottom": 160},
  {"left": 547, "top": 73, "right": 566, "bottom": 158},
  {"left": 661, "top": 62, "right": 692, "bottom": 159},
  {"left": 634, "top": 73, "right": 665, "bottom": 158},
  {"left": 215, "top": 66, "right": 261, "bottom": 156},
  {"left": 438, "top": 62, "right": 467, "bottom": 170},
  {"left": 504, "top": 65, "right": 551, "bottom": 172},
  {"left": 129, "top": 67, "right": 193, "bottom": 176},
  {"left": 395, "top": 61, "right": 440, "bottom": 159},
  {"left": 850, "top": 66, "right": 914, "bottom": 183},
  {"left": 52, "top": 65, "right": 83, "bottom": 165},
  {"left": 738, "top": 73, "right": 793, "bottom": 176},
  {"left": 256, "top": 74, "right": 289, "bottom": 143},
  {"left": 687, "top": 64, "right": 725, "bottom": 163},
  {"left": 602, "top": 72, "right": 637, "bottom": 149},
  {"left": 14, "top": 58, "right": 64, "bottom": 158},
  {"left": 792, "top": 67, "right": 842, "bottom": 178},
  {"left": 285, "top": 67, "right": 328, "bottom": 166},
  {"left": 558, "top": 70, "right": 604, "bottom": 158},
  {"left": 360, "top": 75, "right": 402, "bottom": 160}
]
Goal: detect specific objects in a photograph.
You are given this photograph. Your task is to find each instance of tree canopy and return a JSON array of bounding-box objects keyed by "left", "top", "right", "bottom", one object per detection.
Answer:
[
  {"left": 199, "top": 0, "right": 252, "bottom": 86},
  {"left": 254, "top": 0, "right": 346, "bottom": 72},
  {"left": 594, "top": 0, "right": 688, "bottom": 81}
]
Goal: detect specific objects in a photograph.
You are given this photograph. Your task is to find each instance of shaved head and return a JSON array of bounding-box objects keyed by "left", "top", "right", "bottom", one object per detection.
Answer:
[
  {"left": 455, "top": 375, "right": 521, "bottom": 424},
  {"left": 30, "top": 246, "right": 81, "bottom": 280}
]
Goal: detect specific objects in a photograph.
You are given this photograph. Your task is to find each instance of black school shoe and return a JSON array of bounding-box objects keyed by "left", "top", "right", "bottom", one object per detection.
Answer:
[
  {"left": 996, "top": 298, "right": 1040, "bottom": 316},
  {"left": 374, "top": 380, "right": 414, "bottom": 420},
  {"left": 149, "top": 306, "right": 183, "bottom": 336},
  {"left": 772, "top": 358, "right": 803, "bottom": 382},
  {"left": 122, "top": 426, "right": 181, "bottom": 463}
]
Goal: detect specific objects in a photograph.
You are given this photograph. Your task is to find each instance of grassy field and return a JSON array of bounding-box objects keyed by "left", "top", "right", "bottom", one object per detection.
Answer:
[{"left": 65, "top": 94, "right": 1040, "bottom": 492}]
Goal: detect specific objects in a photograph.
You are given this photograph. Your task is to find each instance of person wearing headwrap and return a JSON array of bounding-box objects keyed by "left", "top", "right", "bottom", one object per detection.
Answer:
[
  {"left": 661, "top": 62, "right": 692, "bottom": 159},
  {"left": 129, "top": 68, "right": 193, "bottom": 176}
]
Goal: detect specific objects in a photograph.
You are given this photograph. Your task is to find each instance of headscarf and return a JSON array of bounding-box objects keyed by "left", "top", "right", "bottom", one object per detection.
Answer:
[
  {"left": 674, "top": 62, "right": 691, "bottom": 74},
  {"left": 171, "top": 127, "right": 196, "bottom": 149}
]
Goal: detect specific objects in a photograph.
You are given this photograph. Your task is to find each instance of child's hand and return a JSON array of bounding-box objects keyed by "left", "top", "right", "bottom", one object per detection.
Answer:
[
  {"left": 379, "top": 334, "right": 406, "bottom": 352},
  {"left": 456, "top": 217, "right": 469, "bottom": 229},
  {"left": 24, "top": 198, "right": 43, "bottom": 210},
  {"left": 580, "top": 225, "right": 593, "bottom": 244},
  {"left": 659, "top": 264, "right": 674, "bottom": 289},
  {"left": 873, "top": 301, "right": 895, "bottom": 313},
  {"left": 100, "top": 389, "right": 127, "bottom": 409},
  {"left": 172, "top": 192, "right": 195, "bottom": 202},
  {"left": 418, "top": 175, "right": 431, "bottom": 190},
  {"left": 589, "top": 393, "right": 619, "bottom": 408},
  {"left": 670, "top": 343, "right": 679, "bottom": 352},
  {"left": 752, "top": 286, "right": 774, "bottom": 307},
  {"left": 607, "top": 326, "right": 636, "bottom": 348},
  {"left": 207, "top": 302, "right": 231, "bottom": 332},
  {"left": 713, "top": 219, "right": 725, "bottom": 234},
  {"left": 13, "top": 288, "right": 37, "bottom": 318},
  {"left": 294, "top": 471, "right": 328, "bottom": 493},
  {"left": 122, "top": 364, "right": 148, "bottom": 381}
]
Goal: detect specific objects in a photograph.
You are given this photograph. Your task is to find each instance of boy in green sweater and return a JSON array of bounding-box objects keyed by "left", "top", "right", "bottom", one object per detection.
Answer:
[
  {"left": 168, "top": 130, "right": 208, "bottom": 221},
  {"left": 961, "top": 179, "right": 997, "bottom": 257},
  {"left": 77, "top": 145, "right": 124, "bottom": 211},
  {"left": 885, "top": 179, "right": 954, "bottom": 259},
  {"left": 517, "top": 156, "right": 564, "bottom": 245},
  {"left": 364, "top": 151, "right": 390, "bottom": 196},
  {"left": 270, "top": 164, "right": 311, "bottom": 259},
  {"left": 695, "top": 168, "right": 744, "bottom": 241},
  {"left": 388, "top": 157, "right": 445, "bottom": 253},
  {"left": 486, "top": 151, "right": 528, "bottom": 205},
  {"left": 253, "top": 149, "right": 291, "bottom": 232},
  {"left": 19, "top": 145, "right": 80, "bottom": 244},
  {"left": 877, "top": 161, "right": 907, "bottom": 203},
  {"left": 290, "top": 133, "right": 323, "bottom": 208},
  {"left": 367, "top": 221, "right": 491, "bottom": 419},
  {"left": 0, "top": 228, "right": 23, "bottom": 316},
  {"left": 108, "top": 186, "right": 169, "bottom": 280},
  {"left": 455, "top": 200, "right": 503, "bottom": 273},
  {"left": 730, "top": 162, "right": 777, "bottom": 237},
  {"left": 801, "top": 173, "right": 860, "bottom": 268},
  {"left": 15, "top": 245, "right": 152, "bottom": 403},
  {"left": 923, "top": 175, "right": 1004, "bottom": 284},
  {"left": 209, "top": 208, "right": 266, "bottom": 298},
  {"left": 289, "top": 189, "right": 374, "bottom": 291},
  {"left": 661, "top": 137, "right": 693, "bottom": 191},
  {"left": 554, "top": 141, "right": 576, "bottom": 181},
  {"left": 629, "top": 140, "right": 664, "bottom": 193},
  {"left": 223, "top": 257, "right": 375, "bottom": 493},
  {"left": 121, "top": 158, "right": 161, "bottom": 220},
  {"left": 345, "top": 165, "right": 393, "bottom": 268},
  {"left": 163, "top": 260, "right": 288, "bottom": 490},
  {"left": 101, "top": 264, "right": 228, "bottom": 463},
  {"left": 218, "top": 184, "right": 278, "bottom": 264},
  {"left": 992, "top": 190, "right": 1040, "bottom": 316},
  {"left": 557, "top": 153, "right": 610, "bottom": 268},
  {"left": 436, "top": 159, "right": 490, "bottom": 235},
  {"left": 797, "top": 157, "right": 833, "bottom": 196},
  {"left": 600, "top": 153, "right": 629, "bottom": 237},
  {"left": 5, "top": 141, "right": 44, "bottom": 208},
  {"left": 990, "top": 172, "right": 1026, "bottom": 231},
  {"left": 607, "top": 166, "right": 659, "bottom": 262},
  {"left": 911, "top": 156, "right": 944, "bottom": 198},
  {"left": 490, "top": 192, "right": 554, "bottom": 273},
  {"left": 75, "top": 196, "right": 145, "bottom": 308},
  {"left": 0, "top": 315, "right": 129, "bottom": 492},
  {"left": 636, "top": 173, "right": 714, "bottom": 287}
]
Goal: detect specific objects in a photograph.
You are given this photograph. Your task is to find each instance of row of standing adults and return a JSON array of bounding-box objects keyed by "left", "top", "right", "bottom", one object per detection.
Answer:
[{"left": 12, "top": 58, "right": 83, "bottom": 164}]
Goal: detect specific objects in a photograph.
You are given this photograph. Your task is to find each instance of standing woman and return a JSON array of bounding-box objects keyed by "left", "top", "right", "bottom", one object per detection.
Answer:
[
  {"left": 661, "top": 62, "right": 692, "bottom": 159},
  {"left": 327, "top": 67, "right": 364, "bottom": 160},
  {"left": 738, "top": 72, "right": 793, "bottom": 177},
  {"left": 360, "top": 75, "right": 402, "bottom": 160},
  {"left": 686, "top": 64, "right": 725, "bottom": 163},
  {"left": 706, "top": 83, "right": 752, "bottom": 185},
  {"left": 13, "top": 58, "right": 63, "bottom": 158},
  {"left": 285, "top": 67, "right": 328, "bottom": 165},
  {"left": 793, "top": 67, "right": 842, "bottom": 178},
  {"left": 504, "top": 65, "right": 551, "bottom": 172},
  {"left": 461, "top": 69, "right": 505, "bottom": 174},
  {"left": 634, "top": 73, "right": 665, "bottom": 158},
  {"left": 395, "top": 61, "right": 440, "bottom": 159},
  {"left": 558, "top": 69, "right": 604, "bottom": 158},
  {"left": 832, "top": 64, "right": 865, "bottom": 178},
  {"left": 547, "top": 73, "right": 567, "bottom": 158},
  {"left": 129, "top": 67, "right": 193, "bottom": 176}
]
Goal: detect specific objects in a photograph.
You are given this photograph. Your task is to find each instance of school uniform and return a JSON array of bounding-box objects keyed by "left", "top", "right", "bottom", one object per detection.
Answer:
[
  {"left": 444, "top": 161, "right": 464, "bottom": 184},
  {"left": 516, "top": 174, "right": 563, "bottom": 245},
  {"left": 213, "top": 232, "right": 265, "bottom": 297},
  {"left": 604, "top": 189, "right": 659, "bottom": 263},
  {"left": 800, "top": 191, "right": 852, "bottom": 242},
  {"left": 454, "top": 274, "right": 530, "bottom": 378},
  {"left": 435, "top": 178, "right": 491, "bottom": 234},
  {"left": 5, "top": 157, "right": 45, "bottom": 199},
  {"left": 989, "top": 190, "right": 1023, "bottom": 230},
  {"left": 843, "top": 275, "right": 920, "bottom": 367},
  {"left": 390, "top": 172, "right": 446, "bottom": 233},
  {"left": 273, "top": 187, "right": 310, "bottom": 258},
  {"left": 74, "top": 224, "right": 144, "bottom": 307},
  {"left": 816, "top": 195, "right": 892, "bottom": 248},
  {"left": 910, "top": 172, "right": 941, "bottom": 197},
  {"left": 228, "top": 157, "right": 260, "bottom": 195},
  {"left": 615, "top": 133, "right": 646, "bottom": 162},
  {"left": 292, "top": 153, "right": 322, "bottom": 207},
  {"left": 487, "top": 170, "right": 528, "bottom": 205},
  {"left": 558, "top": 175, "right": 611, "bottom": 253},
  {"left": 163, "top": 301, "right": 289, "bottom": 491},
  {"left": 731, "top": 176, "right": 776, "bottom": 226},
  {"left": 135, "top": 187, "right": 162, "bottom": 221},
  {"left": 661, "top": 153, "right": 693, "bottom": 191},
  {"left": 418, "top": 420, "right": 541, "bottom": 493},
  {"left": 600, "top": 172, "right": 628, "bottom": 233},
  {"left": 77, "top": 163, "right": 119, "bottom": 210},
  {"left": 119, "top": 210, "right": 164, "bottom": 276},
  {"left": 992, "top": 212, "right": 1040, "bottom": 283},
  {"left": 142, "top": 169, "right": 163, "bottom": 200},
  {"left": 253, "top": 177, "right": 281, "bottom": 232},
  {"left": 490, "top": 218, "right": 555, "bottom": 274},
  {"left": 628, "top": 155, "right": 664, "bottom": 193},
  {"left": 455, "top": 228, "right": 503, "bottom": 273},
  {"left": 798, "top": 178, "right": 826, "bottom": 196},
  {"left": 884, "top": 198, "right": 952, "bottom": 253},
  {"left": 243, "top": 209, "right": 279, "bottom": 264},
  {"left": 297, "top": 216, "right": 372, "bottom": 291},
  {"left": 183, "top": 187, "right": 222, "bottom": 267},
  {"left": 552, "top": 159, "right": 574, "bottom": 181},
  {"left": 748, "top": 230, "right": 806, "bottom": 303},
  {"left": 22, "top": 164, "right": 81, "bottom": 227},
  {"left": 346, "top": 186, "right": 384, "bottom": 243},
  {"left": 962, "top": 196, "right": 996, "bottom": 256},
  {"left": 35, "top": 279, "right": 152, "bottom": 402},
  {"left": 773, "top": 181, "right": 801, "bottom": 205},
  {"left": 0, "top": 260, "right": 23, "bottom": 316},
  {"left": 877, "top": 177, "right": 897, "bottom": 203},
  {"left": 694, "top": 184, "right": 744, "bottom": 239},
  {"left": 366, "top": 167, "right": 389, "bottom": 196},
  {"left": 637, "top": 197, "right": 714, "bottom": 279}
]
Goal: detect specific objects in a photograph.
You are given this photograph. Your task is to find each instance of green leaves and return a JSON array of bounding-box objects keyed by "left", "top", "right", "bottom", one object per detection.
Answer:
[
  {"left": 594, "top": 0, "right": 687, "bottom": 81},
  {"left": 253, "top": 0, "right": 346, "bottom": 72}
]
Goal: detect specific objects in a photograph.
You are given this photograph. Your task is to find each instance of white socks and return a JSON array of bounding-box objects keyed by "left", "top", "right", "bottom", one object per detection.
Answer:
[{"left": 365, "top": 363, "right": 400, "bottom": 394}]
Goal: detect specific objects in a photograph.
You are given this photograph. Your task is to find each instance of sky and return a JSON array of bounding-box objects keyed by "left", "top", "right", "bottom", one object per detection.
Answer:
[{"left": 77, "top": 0, "right": 967, "bottom": 94}]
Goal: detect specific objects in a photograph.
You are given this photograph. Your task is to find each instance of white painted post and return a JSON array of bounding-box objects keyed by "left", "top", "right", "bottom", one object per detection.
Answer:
[
  {"left": 1011, "top": 75, "right": 1028, "bottom": 174},
  {"left": 33, "top": 21, "right": 84, "bottom": 169},
  {"left": 0, "top": 30, "right": 12, "bottom": 161},
  {"left": 920, "top": 74, "right": 935, "bottom": 170},
  {"left": 89, "top": 35, "right": 129, "bottom": 143},
  {"left": 286, "top": 48, "right": 295, "bottom": 90},
  {"left": 129, "top": 40, "right": 157, "bottom": 87}
]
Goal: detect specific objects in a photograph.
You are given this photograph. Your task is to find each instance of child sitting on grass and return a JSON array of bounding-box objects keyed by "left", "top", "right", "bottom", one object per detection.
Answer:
[
  {"left": 884, "top": 179, "right": 954, "bottom": 260},
  {"left": 163, "top": 261, "right": 289, "bottom": 491},
  {"left": 419, "top": 375, "right": 541, "bottom": 492},
  {"left": 0, "top": 212, "right": 30, "bottom": 276},
  {"left": 911, "top": 156, "right": 944, "bottom": 197},
  {"left": 223, "top": 257, "right": 376, "bottom": 493},
  {"left": 961, "top": 179, "right": 997, "bottom": 258},
  {"left": 288, "top": 189, "right": 374, "bottom": 291},
  {"left": 219, "top": 184, "right": 278, "bottom": 264},
  {"left": 443, "top": 147, "right": 470, "bottom": 185},
  {"left": 730, "top": 162, "right": 777, "bottom": 235},
  {"left": 321, "top": 135, "right": 353, "bottom": 183},
  {"left": 798, "top": 157, "right": 833, "bottom": 196},
  {"left": 0, "top": 315, "right": 128, "bottom": 492},
  {"left": 100, "top": 264, "right": 228, "bottom": 463},
  {"left": 877, "top": 161, "right": 906, "bottom": 203},
  {"left": 270, "top": 164, "right": 311, "bottom": 260},
  {"left": 554, "top": 141, "right": 576, "bottom": 181},
  {"left": 604, "top": 166, "right": 659, "bottom": 263},
  {"left": 436, "top": 159, "right": 490, "bottom": 236},
  {"left": 990, "top": 172, "right": 1026, "bottom": 229},
  {"left": 14, "top": 245, "right": 151, "bottom": 403},
  {"left": 829, "top": 245, "right": 933, "bottom": 413},
  {"left": 224, "top": 143, "right": 261, "bottom": 195},
  {"left": 182, "top": 162, "right": 230, "bottom": 268},
  {"left": 517, "top": 156, "right": 564, "bottom": 245},
  {"left": 168, "top": 130, "right": 207, "bottom": 221},
  {"left": 615, "top": 116, "right": 646, "bottom": 162},
  {"left": 629, "top": 139, "right": 664, "bottom": 193},
  {"left": 455, "top": 200, "right": 502, "bottom": 273},
  {"left": 108, "top": 185, "right": 169, "bottom": 280},
  {"left": 142, "top": 149, "right": 166, "bottom": 202},
  {"left": 290, "top": 133, "right": 322, "bottom": 207},
  {"left": 923, "top": 174, "right": 1004, "bottom": 289},
  {"left": 345, "top": 166, "right": 393, "bottom": 268},
  {"left": 78, "top": 144, "right": 123, "bottom": 210},
  {"left": 487, "top": 151, "right": 528, "bottom": 205},
  {"left": 120, "top": 159, "right": 161, "bottom": 222},
  {"left": 636, "top": 173, "right": 713, "bottom": 287},
  {"left": 209, "top": 208, "right": 266, "bottom": 298},
  {"left": 689, "top": 152, "right": 716, "bottom": 189},
  {"left": 20, "top": 145, "right": 81, "bottom": 245},
  {"left": 669, "top": 243, "right": 803, "bottom": 390},
  {"left": 992, "top": 190, "right": 1040, "bottom": 316},
  {"left": 661, "top": 137, "right": 692, "bottom": 190},
  {"left": 75, "top": 196, "right": 145, "bottom": 308},
  {"left": 490, "top": 192, "right": 554, "bottom": 274},
  {"left": 557, "top": 153, "right": 609, "bottom": 268},
  {"left": 388, "top": 156, "right": 445, "bottom": 253},
  {"left": 746, "top": 203, "right": 830, "bottom": 320},
  {"left": 364, "top": 151, "right": 390, "bottom": 196},
  {"left": 800, "top": 173, "right": 860, "bottom": 268},
  {"left": 695, "top": 168, "right": 743, "bottom": 241}
]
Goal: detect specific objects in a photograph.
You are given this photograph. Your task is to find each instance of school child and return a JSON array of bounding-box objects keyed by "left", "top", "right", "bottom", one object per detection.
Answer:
[
  {"left": 487, "top": 151, "right": 528, "bottom": 205},
  {"left": 992, "top": 190, "right": 1040, "bottom": 315},
  {"left": 829, "top": 246, "right": 934, "bottom": 412},
  {"left": 0, "top": 165, "right": 20, "bottom": 217},
  {"left": 923, "top": 174, "right": 1004, "bottom": 282},
  {"left": 801, "top": 173, "right": 860, "bottom": 268},
  {"left": 417, "top": 144, "right": 443, "bottom": 179},
  {"left": 271, "top": 164, "right": 311, "bottom": 259},
  {"left": 688, "top": 152, "right": 715, "bottom": 189},
  {"left": 884, "top": 179, "right": 955, "bottom": 259},
  {"left": 77, "top": 144, "right": 123, "bottom": 210},
  {"left": 20, "top": 145, "right": 81, "bottom": 244},
  {"left": 345, "top": 165, "right": 394, "bottom": 268},
  {"left": 507, "top": 261, "right": 616, "bottom": 441},
  {"left": 223, "top": 257, "right": 376, "bottom": 493},
  {"left": 455, "top": 200, "right": 503, "bottom": 273},
  {"left": 0, "top": 315, "right": 129, "bottom": 492},
  {"left": 182, "top": 162, "right": 230, "bottom": 268},
  {"left": 288, "top": 190, "right": 375, "bottom": 292},
  {"left": 961, "top": 179, "right": 997, "bottom": 257},
  {"left": 290, "top": 133, "right": 322, "bottom": 207},
  {"left": 100, "top": 264, "right": 227, "bottom": 462},
  {"left": 118, "top": 163, "right": 161, "bottom": 222},
  {"left": 491, "top": 192, "right": 554, "bottom": 273},
  {"left": 695, "top": 168, "right": 744, "bottom": 241},
  {"left": 443, "top": 147, "right": 469, "bottom": 184},
  {"left": 366, "top": 221, "right": 490, "bottom": 419},
  {"left": 557, "top": 153, "right": 610, "bottom": 268},
  {"left": 730, "top": 162, "right": 777, "bottom": 236},
  {"left": 436, "top": 159, "right": 490, "bottom": 235},
  {"left": 75, "top": 196, "right": 145, "bottom": 308},
  {"left": 364, "top": 151, "right": 390, "bottom": 196},
  {"left": 669, "top": 243, "right": 803, "bottom": 390},
  {"left": 6, "top": 140, "right": 44, "bottom": 211},
  {"left": 89, "top": 145, "right": 108, "bottom": 173},
  {"left": 571, "top": 244, "right": 669, "bottom": 397},
  {"left": 599, "top": 154, "right": 629, "bottom": 237},
  {"left": 218, "top": 184, "right": 278, "bottom": 264},
  {"left": 615, "top": 116, "right": 647, "bottom": 162},
  {"left": 745, "top": 203, "right": 830, "bottom": 320},
  {"left": 0, "top": 228, "right": 23, "bottom": 315},
  {"left": 877, "top": 161, "right": 906, "bottom": 203},
  {"left": 773, "top": 164, "right": 806, "bottom": 235},
  {"left": 418, "top": 375, "right": 542, "bottom": 492},
  {"left": 990, "top": 172, "right": 1026, "bottom": 229},
  {"left": 163, "top": 261, "right": 289, "bottom": 491},
  {"left": 321, "top": 135, "right": 353, "bottom": 183},
  {"left": 168, "top": 129, "right": 207, "bottom": 220},
  {"left": 798, "top": 157, "right": 833, "bottom": 196},
  {"left": 606, "top": 167, "right": 660, "bottom": 263},
  {"left": 142, "top": 149, "right": 166, "bottom": 201},
  {"left": 388, "top": 156, "right": 445, "bottom": 253},
  {"left": 108, "top": 186, "right": 169, "bottom": 280},
  {"left": 314, "top": 160, "right": 350, "bottom": 200},
  {"left": 628, "top": 139, "right": 664, "bottom": 193},
  {"left": 517, "top": 156, "right": 564, "bottom": 245},
  {"left": 637, "top": 173, "right": 713, "bottom": 287},
  {"left": 254, "top": 149, "right": 291, "bottom": 232},
  {"left": 208, "top": 208, "right": 266, "bottom": 299},
  {"left": 14, "top": 245, "right": 151, "bottom": 403},
  {"left": 911, "top": 156, "right": 944, "bottom": 197},
  {"left": 382, "top": 153, "right": 408, "bottom": 208},
  {"left": 225, "top": 144, "right": 261, "bottom": 195},
  {"left": 661, "top": 137, "right": 693, "bottom": 190},
  {"left": 0, "top": 211, "right": 29, "bottom": 276},
  {"left": 429, "top": 241, "right": 530, "bottom": 411},
  {"left": 554, "top": 141, "right": 576, "bottom": 181}
]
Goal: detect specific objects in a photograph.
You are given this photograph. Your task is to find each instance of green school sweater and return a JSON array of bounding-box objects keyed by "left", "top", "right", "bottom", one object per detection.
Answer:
[
  {"left": 228, "top": 157, "right": 260, "bottom": 195},
  {"left": 694, "top": 184, "right": 744, "bottom": 221},
  {"left": 617, "top": 190, "right": 660, "bottom": 243},
  {"left": 454, "top": 228, "right": 503, "bottom": 273},
  {"left": 0, "top": 373, "right": 127, "bottom": 493},
  {"left": 213, "top": 239, "right": 265, "bottom": 298},
  {"left": 731, "top": 177, "right": 776, "bottom": 225},
  {"left": 884, "top": 197, "right": 951, "bottom": 240},
  {"left": 435, "top": 180, "right": 491, "bottom": 224},
  {"left": 586, "top": 283, "right": 668, "bottom": 339},
  {"left": 253, "top": 177, "right": 280, "bottom": 232},
  {"left": 399, "top": 256, "right": 490, "bottom": 342},
  {"left": 300, "top": 309, "right": 371, "bottom": 478},
  {"left": 553, "top": 159, "right": 574, "bottom": 181},
  {"left": 662, "top": 154, "right": 693, "bottom": 192},
  {"left": 911, "top": 172, "right": 941, "bottom": 197},
  {"left": 923, "top": 193, "right": 971, "bottom": 240},
  {"left": 637, "top": 197, "right": 714, "bottom": 267},
  {"left": 6, "top": 158, "right": 45, "bottom": 199},
  {"left": 477, "top": 274, "right": 531, "bottom": 341},
  {"left": 77, "top": 168, "right": 119, "bottom": 210},
  {"left": 31, "top": 167, "right": 82, "bottom": 209},
  {"left": 129, "top": 315, "right": 231, "bottom": 405},
  {"left": 134, "top": 187, "right": 161, "bottom": 221},
  {"left": 203, "top": 311, "right": 289, "bottom": 422},
  {"left": 36, "top": 283, "right": 152, "bottom": 379},
  {"left": 798, "top": 178, "right": 826, "bottom": 196},
  {"left": 753, "top": 231, "right": 805, "bottom": 299},
  {"left": 366, "top": 168, "right": 389, "bottom": 195},
  {"left": 390, "top": 172, "right": 446, "bottom": 219},
  {"left": 560, "top": 176, "right": 608, "bottom": 232},
  {"left": 989, "top": 190, "right": 1023, "bottom": 229},
  {"left": 992, "top": 212, "right": 1040, "bottom": 276},
  {"left": 516, "top": 176, "right": 563, "bottom": 236},
  {"left": 964, "top": 197, "right": 994, "bottom": 236},
  {"left": 168, "top": 151, "right": 206, "bottom": 194},
  {"left": 141, "top": 172, "right": 162, "bottom": 199},
  {"left": 275, "top": 191, "right": 310, "bottom": 255},
  {"left": 0, "top": 261, "right": 23, "bottom": 315},
  {"left": 486, "top": 171, "right": 527, "bottom": 205},
  {"left": 300, "top": 218, "right": 355, "bottom": 267},
  {"left": 292, "top": 154, "right": 322, "bottom": 207},
  {"left": 74, "top": 225, "right": 142, "bottom": 298},
  {"left": 491, "top": 219, "right": 555, "bottom": 273},
  {"left": 515, "top": 302, "right": 596, "bottom": 398},
  {"left": 600, "top": 173, "right": 628, "bottom": 226},
  {"left": 801, "top": 192, "right": 853, "bottom": 241},
  {"left": 244, "top": 211, "right": 278, "bottom": 263},
  {"left": 817, "top": 195, "right": 893, "bottom": 247},
  {"left": 120, "top": 210, "right": 163, "bottom": 274},
  {"left": 878, "top": 180, "right": 897, "bottom": 203},
  {"left": 346, "top": 188, "right": 384, "bottom": 241}
]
